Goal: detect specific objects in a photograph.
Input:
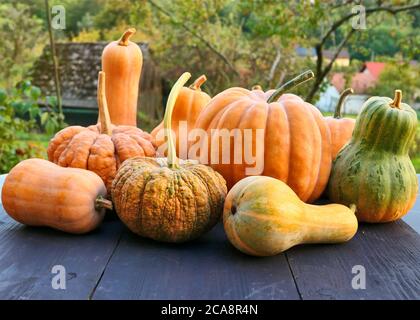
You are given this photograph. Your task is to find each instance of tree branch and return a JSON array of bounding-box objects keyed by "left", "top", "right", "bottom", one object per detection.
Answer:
[
  {"left": 307, "top": 29, "right": 355, "bottom": 102},
  {"left": 148, "top": 0, "right": 239, "bottom": 76},
  {"left": 320, "top": 3, "right": 420, "bottom": 47},
  {"left": 306, "top": 2, "right": 420, "bottom": 102},
  {"left": 266, "top": 48, "right": 281, "bottom": 84}
]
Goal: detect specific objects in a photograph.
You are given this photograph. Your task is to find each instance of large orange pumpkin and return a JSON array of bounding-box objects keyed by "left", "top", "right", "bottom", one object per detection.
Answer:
[
  {"left": 325, "top": 88, "right": 355, "bottom": 160},
  {"left": 102, "top": 28, "right": 143, "bottom": 126},
  {"left": 151, "top": 75, "right": 211, "bottom": 158},
  {"left": 47, "top": 71, "right": 155, "bottom": 191},
  {"left": 193, "top": 71, "right": 332, "bottom": 203}
]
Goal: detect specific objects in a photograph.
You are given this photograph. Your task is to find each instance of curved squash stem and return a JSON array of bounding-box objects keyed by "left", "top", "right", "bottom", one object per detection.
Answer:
[
  {"left": 252, "top": 85, "right": 263, "bottom": 91},
  {"left": 349, "top": 204, "right": 357, "bottom": 214},
  {"left": 118, "top": 28, "right": 136, "bottom": 46},
  {"left": 390, "top": 90, "right": 402, "bottom": 109},
  {"left": 164, "top": 72, "right": 192, "bottom": 169},
  {"left": 95, "top": 196, "right": 113, "bottom": 211},
  {"left": 189, "top": 74, "right": 207, "bottom": 90},
  {"left": 97, "top": 71, "right": 112, "bottom": 135},
  {"left": 267, "top": 70, "right": 314, "bottom": 103},
  {"left": 334, "top": 88, "right": 354, "bottom": 118}
]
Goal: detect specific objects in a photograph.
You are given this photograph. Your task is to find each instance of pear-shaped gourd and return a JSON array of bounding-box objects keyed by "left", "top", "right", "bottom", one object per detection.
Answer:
[
  {"left": 223, "top": 176, "right": 358, "bottom": 256},
  {"left": 328, "top": 90, "right": 418, "bottom": 223}
]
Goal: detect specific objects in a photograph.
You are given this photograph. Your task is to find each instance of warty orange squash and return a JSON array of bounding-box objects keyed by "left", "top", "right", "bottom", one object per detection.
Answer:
[
  {"left": 47, "top": 71, "right": 155, "bottom": 191},
  {"left": 112, "top": 72, "right": 227, "bottom": 243}
]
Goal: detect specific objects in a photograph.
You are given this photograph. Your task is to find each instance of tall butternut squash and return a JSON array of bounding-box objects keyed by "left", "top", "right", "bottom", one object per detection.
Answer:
[{"left": 102, "top": 28, "right": 143, "bottom": 126}]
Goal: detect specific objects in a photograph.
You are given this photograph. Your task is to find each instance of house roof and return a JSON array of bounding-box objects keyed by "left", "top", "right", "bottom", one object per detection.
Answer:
[
  {"left": 351, "top": 71, "right": 376, "bottom": 94},
  {"left": 361, "top": 62, "right": 386, "bottom": 79},
  {"left": 330, "top": 73, "right": 345, "bottom": 92},
  {"left": 331, "top": 62, "right": 387, "bottom": 94}
]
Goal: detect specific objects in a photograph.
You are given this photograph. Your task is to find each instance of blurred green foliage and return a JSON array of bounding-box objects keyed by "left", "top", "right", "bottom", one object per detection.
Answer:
[{"left": 0, "top": 81, "right": 64, "bottom": 173}]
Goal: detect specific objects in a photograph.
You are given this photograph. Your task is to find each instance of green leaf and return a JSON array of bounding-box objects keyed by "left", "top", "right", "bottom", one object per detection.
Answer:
[
  {"left": 30, "top": 86, "right": 41, "bottom": 101},
  {"left": 0, "top": 89, "right": 7, "bottom": 104},
  {"left": 40, "top": 112, "right": 49, "bottom": 125}
]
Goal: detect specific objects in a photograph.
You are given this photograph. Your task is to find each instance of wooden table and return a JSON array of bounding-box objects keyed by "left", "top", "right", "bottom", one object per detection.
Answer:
[{"left": 0, "top": 174, "right": 419, "bottom": 300}]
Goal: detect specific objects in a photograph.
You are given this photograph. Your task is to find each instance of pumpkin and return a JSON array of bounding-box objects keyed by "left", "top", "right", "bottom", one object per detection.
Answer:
[
  {"left": 102, "top": 28, "right": 142, "bottom": 126},
  {"left": 151, "top": 75, "right": 211, "bottom": 159},
  {"left": 47, "top": 71, "right": 155, "bottom": 191},
  {"left": 224, "top": 176, "right": 358, "bottom": 256},
  {"left": 1, "top": 159, "right": 112, "bottom": 234},
  {"left": 328, "top": 90, "right": 418, "bottom": 223},
  {"left": 111, "top": 72, "right": 227, "bottom": 243},
  {"left": 193, "top": 70, "right": 332, "bottom": 203},
  {"left": 325, "top": 88, "right": 355, "bottom": 159}
]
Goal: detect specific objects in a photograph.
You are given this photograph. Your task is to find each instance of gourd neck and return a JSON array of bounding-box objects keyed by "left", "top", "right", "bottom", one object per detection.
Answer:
[
  {"left": 267, "top": 70, "right": 314, "bottom": 103},
  {"left": 302, "top": 203, "right": 357, "bottom": 244},
  {"left": 189, "top": 75, "right": 207, "bottom": 91},
  {"left": 334, "top": 88, "right": 353, "bottom": 118},
  {"left": 118, "top": 28, "right": 136, "bottom": 46},
  {"left": 97, "top": 71, "right": 112, "bottom": 135},
  {"left": 390, "top": 90, "right": 402, "bottom": 109},
  {"left": 95, "top": 196, "right": 113, "bottom": 211},
  {"left": 164, "top": 72, "right": 192, "bottom": 169}
]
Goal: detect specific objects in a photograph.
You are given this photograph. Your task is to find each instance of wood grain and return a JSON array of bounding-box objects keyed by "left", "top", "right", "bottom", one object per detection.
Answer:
[
  {"left": 92, "top": 224, "right": 300, "bottom": 300},
  {"left": 0, "top": 194, "right": 123, "bottom": 299},
  {"left": 286, "top": 221, "right": 420, "bottom": 299}
]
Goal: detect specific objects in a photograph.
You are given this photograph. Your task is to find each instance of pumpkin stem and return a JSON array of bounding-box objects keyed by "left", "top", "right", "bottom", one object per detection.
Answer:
[
  {"left": 349, "top": 204, "right": 357, "bottom": 213},
  {"left": 252, "top": 85, "right": 263, "bottom": 91},
  {"left": 267, "top": 70, "right": 314, "bottom": 103},
  {"left": 390, "top": 90, "right": 402, "bottom": 109},
  {"left": 97, "top": 71, "right": 112, "bottom": 135},
  {"left": 164, "top": 72, "right": 192, "bottom": 169},
  {"left": 189, "top": 75, "right": 207, "bottom": 90},
  {"left": 95, "top": 196, "right": 113, "bottom": 211},
  {"left": 118, "top": 28, "right": 136, "bottom": 46},
  {"left": 334, "top": 88, "right": 354, "bottom": 118}
]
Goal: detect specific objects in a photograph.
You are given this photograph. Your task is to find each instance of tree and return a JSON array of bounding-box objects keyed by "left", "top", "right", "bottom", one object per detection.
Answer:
[
  {"left": 368, "top": 61, "right": 420, "bottom": 104},
  {"left": 0, "top": 2, "right": 46, "bottom": 87},
  {"left": 306, "top": 0, "right": 420, "bottom": 103}
]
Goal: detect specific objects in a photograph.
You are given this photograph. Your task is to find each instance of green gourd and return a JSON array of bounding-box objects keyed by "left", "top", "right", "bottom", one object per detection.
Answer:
[{"left": 328, "top": 90, "right": 418, "bottom": 223}]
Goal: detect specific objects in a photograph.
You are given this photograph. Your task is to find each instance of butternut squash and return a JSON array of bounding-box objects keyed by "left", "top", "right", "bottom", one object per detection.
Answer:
[
  {"left": 102, "top": 28, "right": 143, "bottom": 126},
  {"left": 1, "top": 159, "right": 112, "bottom": 234},
  {"left": 223, "top": 176, "right": 358, "bottom": 256}
]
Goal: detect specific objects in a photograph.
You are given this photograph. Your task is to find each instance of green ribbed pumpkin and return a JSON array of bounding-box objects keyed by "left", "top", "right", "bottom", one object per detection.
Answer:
[{"left": 328, "top": 90, "right": 418, "bottom": 223}]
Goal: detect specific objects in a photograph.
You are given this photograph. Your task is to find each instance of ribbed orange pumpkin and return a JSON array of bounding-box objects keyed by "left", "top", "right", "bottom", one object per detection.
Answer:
[
  {"left": 102, "top": 28, "right": 142, "bottom": 126},
  {"left": 193, "top": 71, "right": 332, "bottom": 202},
  {"left": 47, "top": 71, "right": 155, "bottom": 191},
  {"left": 325, "top": 88, "right": 355, "bottom": 160},
  {"left": 151, "top": 75, "right": 211, "bottom": 158}
]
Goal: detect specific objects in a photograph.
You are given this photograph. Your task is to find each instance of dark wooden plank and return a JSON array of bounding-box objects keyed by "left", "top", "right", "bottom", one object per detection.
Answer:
[
  {"left": 400, "top": 176, "right": 420, "bottom": 233},
  {"left": 92, "top": 223, "right": 300, "bottom": 300},
  {"left": 287, "top": 220, "right": 420, "bottom": 300},
  {"left": 0, "top": 175, "right": 123, "bottom": 299}
]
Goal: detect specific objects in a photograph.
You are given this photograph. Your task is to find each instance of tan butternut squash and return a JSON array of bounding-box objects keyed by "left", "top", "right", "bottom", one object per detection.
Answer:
[
  {"left": 102, "top": 28, "right": 143, "bottom": 126},
  {"left": 1, "top": 159, "right": 112, "bottom": 234},
  {"left": 223, "top": 176, "right": 358, "bottom": 256}
]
